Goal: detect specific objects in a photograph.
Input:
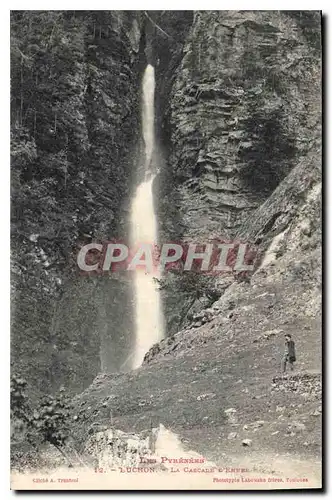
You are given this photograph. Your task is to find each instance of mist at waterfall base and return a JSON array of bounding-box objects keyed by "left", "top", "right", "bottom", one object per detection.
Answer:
[{"left": 130, "top": 64, "right": 165, "bottom": 369}]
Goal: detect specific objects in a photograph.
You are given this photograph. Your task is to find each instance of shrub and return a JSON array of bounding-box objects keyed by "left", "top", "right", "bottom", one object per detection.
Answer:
[
  {"left": 11, "top": 374, "right": 73, "bottom": 454},
  {"left": 30, "top": 388, "right": 72, "bottom": 449}
]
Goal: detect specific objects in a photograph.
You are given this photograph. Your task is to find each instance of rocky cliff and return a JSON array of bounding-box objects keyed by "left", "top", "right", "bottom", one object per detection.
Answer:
[
  {"left": 156, "top": 10, "right": 321, "bottom": 333},
  {"left": 11, "top": 11, "right": 145, "bottom": 393}
]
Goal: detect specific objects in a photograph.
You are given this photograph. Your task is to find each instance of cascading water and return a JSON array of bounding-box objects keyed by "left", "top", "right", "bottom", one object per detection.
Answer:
[{"left": 130, "top": 64, "right": 164, "bottom": 369}]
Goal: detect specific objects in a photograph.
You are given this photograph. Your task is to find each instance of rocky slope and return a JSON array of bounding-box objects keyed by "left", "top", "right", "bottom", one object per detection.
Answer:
[{"left": 65, "top": 142, "right": 321, "bottom": 483}]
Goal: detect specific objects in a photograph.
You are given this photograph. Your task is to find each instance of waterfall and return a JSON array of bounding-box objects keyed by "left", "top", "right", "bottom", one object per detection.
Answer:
[{"left": 130, "top": 64, "right": 164, "bottom": 369}]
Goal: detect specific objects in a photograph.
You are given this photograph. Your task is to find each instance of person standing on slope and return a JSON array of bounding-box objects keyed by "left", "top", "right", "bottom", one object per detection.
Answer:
[{"left": 282, "top": 334, "right": 296, "bottom": 373}]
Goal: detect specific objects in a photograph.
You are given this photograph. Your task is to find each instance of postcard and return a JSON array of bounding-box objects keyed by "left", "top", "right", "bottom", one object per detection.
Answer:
[{"left": 10, "top": 9, "right": 322, "bottom": 490}]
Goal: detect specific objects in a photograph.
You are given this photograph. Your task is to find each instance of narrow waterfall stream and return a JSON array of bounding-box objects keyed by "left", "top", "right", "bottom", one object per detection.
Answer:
[{"left": 130, "top": 64, "right": 164, "bottom": 369}]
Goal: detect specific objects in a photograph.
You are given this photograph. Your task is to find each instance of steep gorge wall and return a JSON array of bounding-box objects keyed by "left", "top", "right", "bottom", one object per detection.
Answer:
[
  {"left": 11, "top": 11, "right": 145, "bottom": 394},
  {"left": 156, "top": 10, "right": 321, "bottom": 334},
  {"left": 51, "top": 11, "right": 144, "bottom": 383}
]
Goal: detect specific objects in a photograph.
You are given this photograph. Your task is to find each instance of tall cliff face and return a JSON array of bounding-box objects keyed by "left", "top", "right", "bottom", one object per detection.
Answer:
[
  {"left": 49, "top": 11, "right": 144, "bottom": 383},
  {"left": 11, "top": 11, "right": 144, "bottom": 394},
  {"left": 156, "top": 11, "right": 321, "bottom": 333},
  {"left": 160, "top": 10, "right": 320, "bottom": 238}
]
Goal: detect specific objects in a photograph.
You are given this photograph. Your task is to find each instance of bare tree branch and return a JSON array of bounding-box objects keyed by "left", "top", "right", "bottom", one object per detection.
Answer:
[{"left": 144, "top": 11, "right": 172, "bottom": 39}]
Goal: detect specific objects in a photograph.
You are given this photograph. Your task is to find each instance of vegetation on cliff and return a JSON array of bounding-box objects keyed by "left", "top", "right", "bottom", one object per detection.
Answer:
[{"left": 11, "top": 10, "right": 142, "bottom": 395}]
